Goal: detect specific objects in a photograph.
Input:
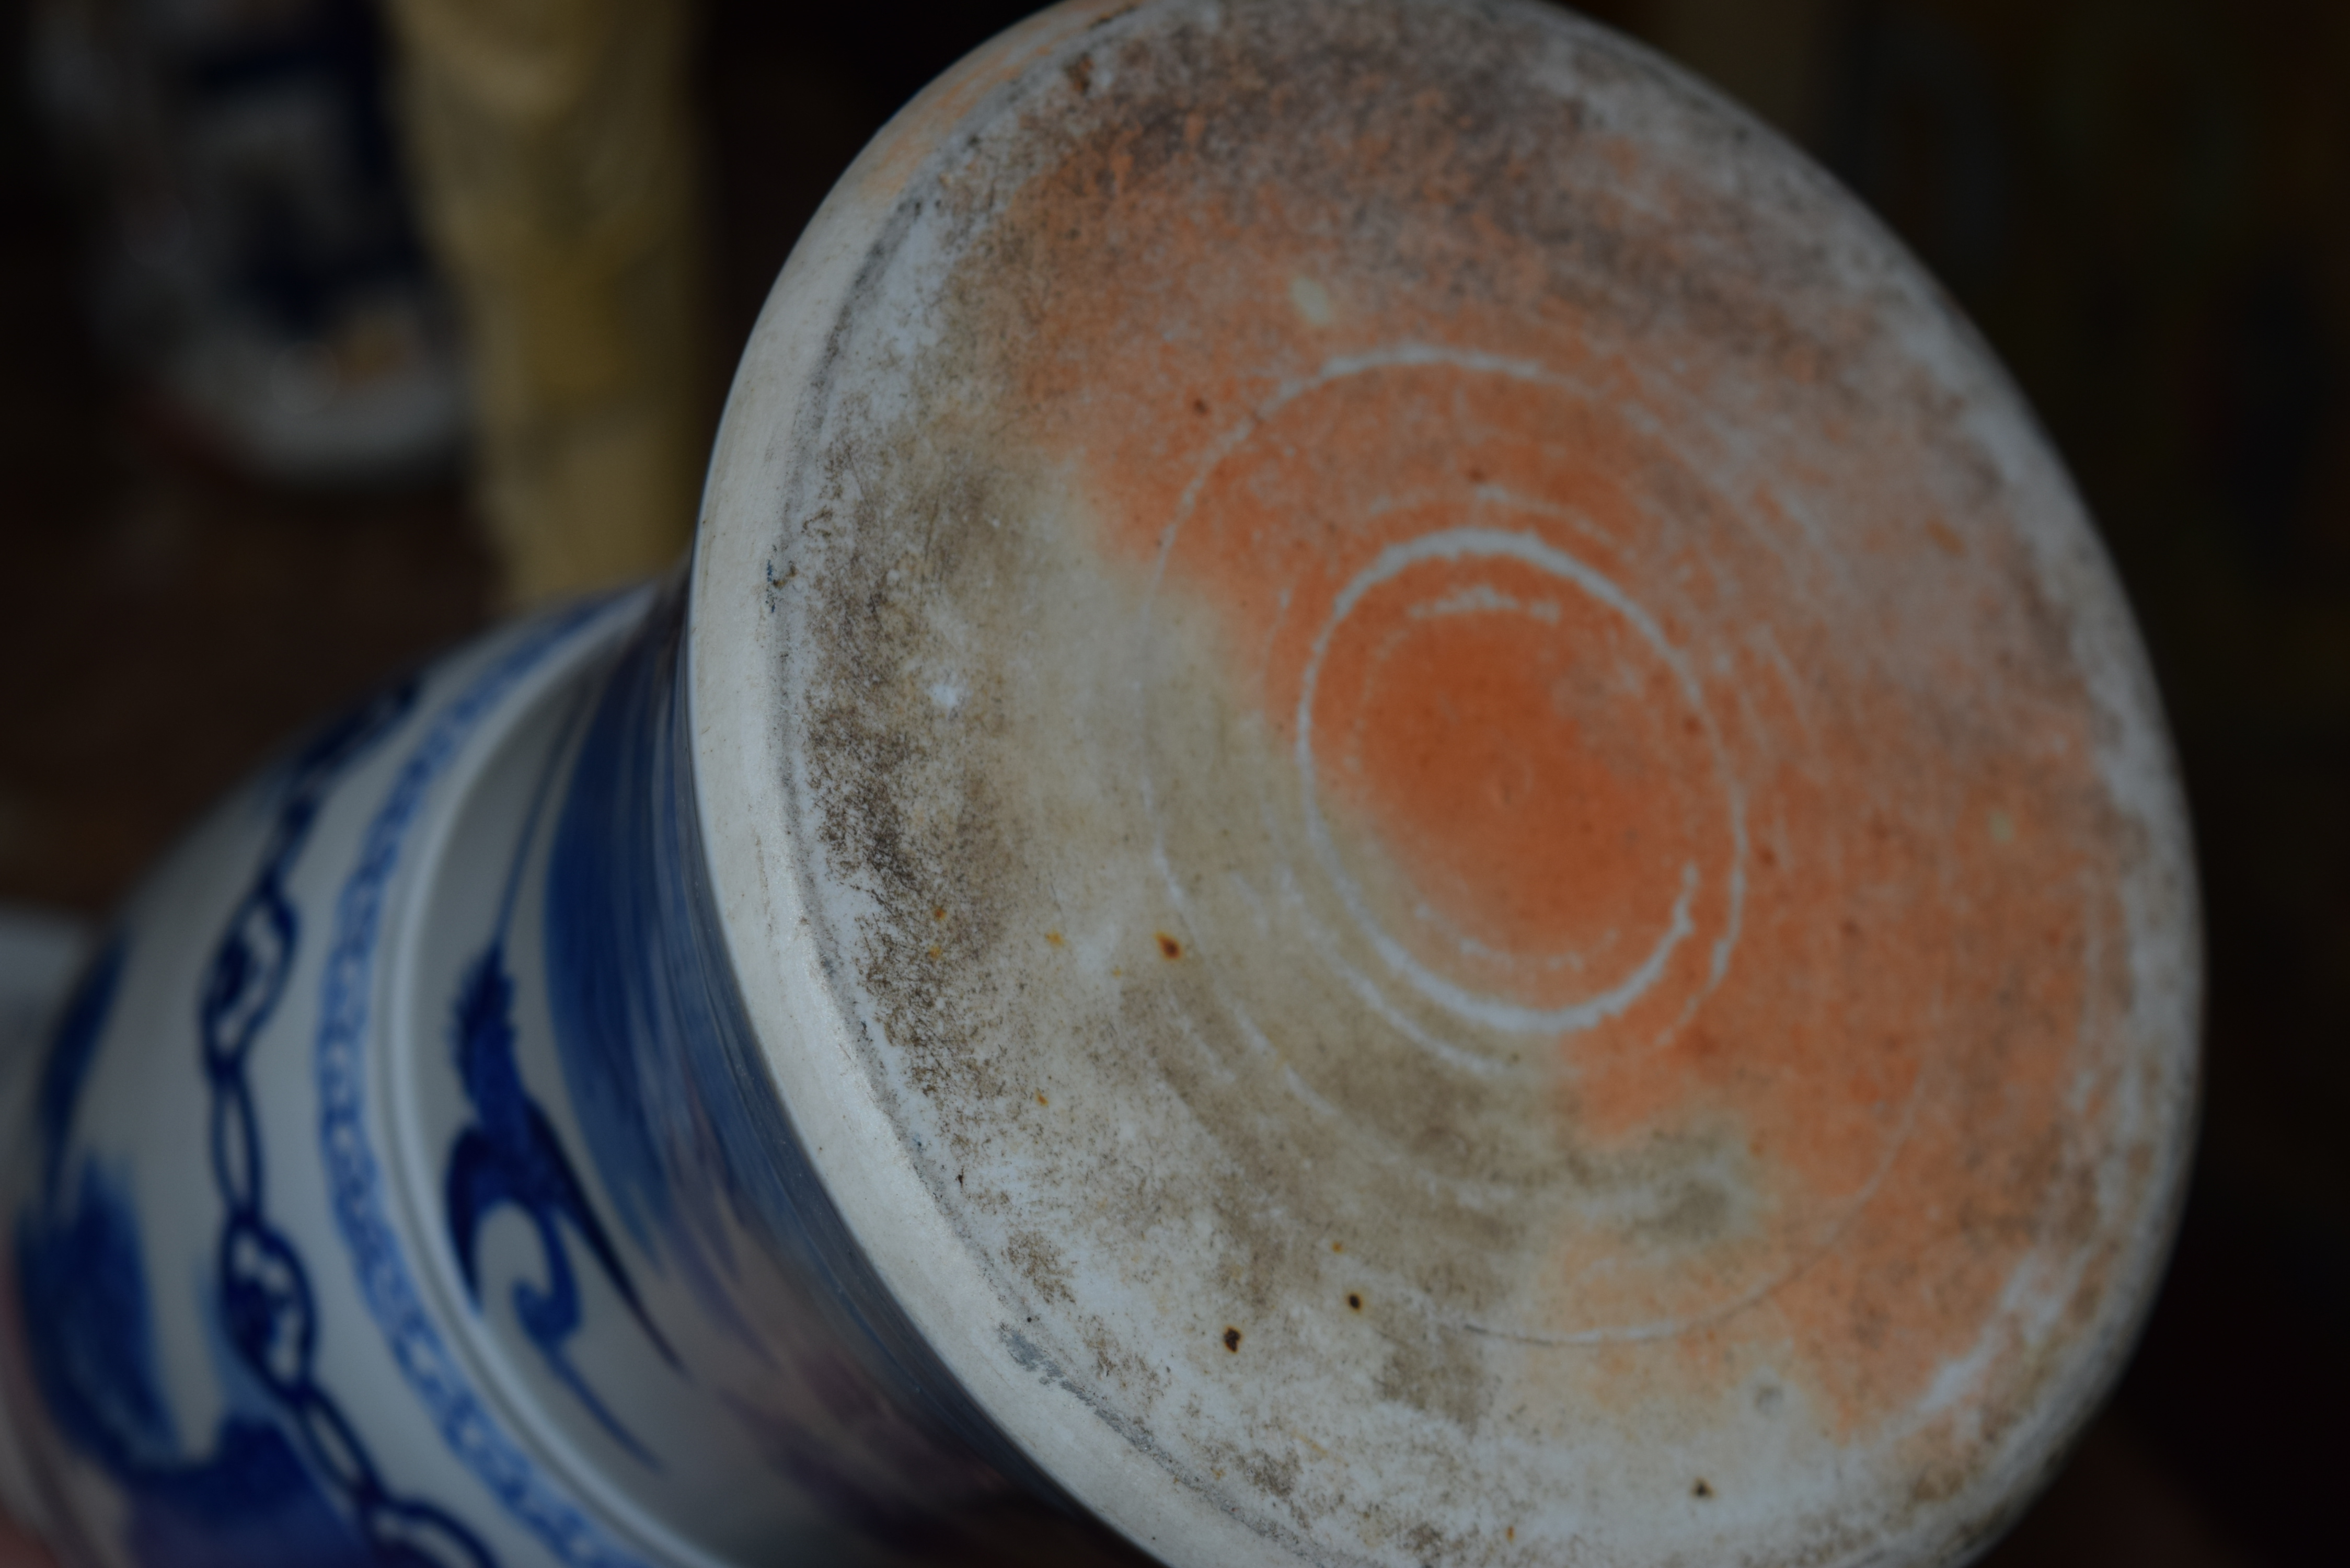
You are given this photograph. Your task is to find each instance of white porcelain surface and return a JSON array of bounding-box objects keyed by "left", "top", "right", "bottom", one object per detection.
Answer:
[{"left": 0, "top": 5, "right": 2200, "bottom": 1567}]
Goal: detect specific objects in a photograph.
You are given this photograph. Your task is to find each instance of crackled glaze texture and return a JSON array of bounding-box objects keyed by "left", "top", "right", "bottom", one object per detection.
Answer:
[{"left": 695, "top": 3, "right": 2197, "bottom": 1566}]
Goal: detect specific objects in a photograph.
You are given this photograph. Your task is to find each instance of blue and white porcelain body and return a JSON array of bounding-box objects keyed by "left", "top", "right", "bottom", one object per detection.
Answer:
[
  {"left": 0, "top": 6, "right": 2208, "bottom": 1567},
  {"left": 0, "top": 589, "right": 1052, "bottom": 1568}
]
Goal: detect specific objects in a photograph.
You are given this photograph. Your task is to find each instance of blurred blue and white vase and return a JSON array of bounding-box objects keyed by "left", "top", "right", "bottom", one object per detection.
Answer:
[{"left": 28, "top": 0, "right": 466, "bottom": 484}]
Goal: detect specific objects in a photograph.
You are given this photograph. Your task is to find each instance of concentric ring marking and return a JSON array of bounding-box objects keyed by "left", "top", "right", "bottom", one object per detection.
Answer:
[{"left": 1295, "top": 524, "right": 1726, "bottom": 1034}]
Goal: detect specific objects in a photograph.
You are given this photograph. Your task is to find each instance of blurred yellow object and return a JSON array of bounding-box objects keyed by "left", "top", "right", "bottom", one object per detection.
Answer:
[{"left": 385, "top": 0, "right": 709, "bottom": 604}]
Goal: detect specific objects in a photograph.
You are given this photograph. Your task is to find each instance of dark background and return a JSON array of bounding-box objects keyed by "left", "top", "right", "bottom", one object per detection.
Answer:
[{"left": 1, "top": 2, "right": 2342, "bottom": 1564}]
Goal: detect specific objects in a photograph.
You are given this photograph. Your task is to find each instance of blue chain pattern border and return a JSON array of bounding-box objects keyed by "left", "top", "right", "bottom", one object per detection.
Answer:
[
  {"left": 315, "top": 599, "right": 659, "bottom": 1568},
  {"left": 200, "top": 671, "right": 499, "bottom": 1568}
]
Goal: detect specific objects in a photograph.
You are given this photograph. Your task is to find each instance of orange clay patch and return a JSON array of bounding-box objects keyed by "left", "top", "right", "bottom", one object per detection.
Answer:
[
  {"left": 1317, "top": 555, "right": 1715, "bottom": 986},
  {"left": 920, "top": 26, "right": 2135, "bottom": 1446}
]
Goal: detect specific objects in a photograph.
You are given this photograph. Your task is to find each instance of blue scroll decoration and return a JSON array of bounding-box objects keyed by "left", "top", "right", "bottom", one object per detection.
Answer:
[
  {"left": 538, "top": 592, "right": 773, "bottom": 1360},
  {"left": 443, "top": 696, "right": 677, "bottom": 1468},
  {"left": 317, "top": 601, "right": 660, "bottom": 1568},
  {"left": 14, "top": 677, "right": 497, "bottom": 1567}
]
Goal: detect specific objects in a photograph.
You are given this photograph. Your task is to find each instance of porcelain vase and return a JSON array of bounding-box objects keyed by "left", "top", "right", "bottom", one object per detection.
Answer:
[{"left": 0, "top": 4, "right": 2201, "bottom": 1566}]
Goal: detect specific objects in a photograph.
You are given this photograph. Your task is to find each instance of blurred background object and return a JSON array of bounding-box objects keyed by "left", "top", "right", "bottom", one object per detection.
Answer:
[
  {"left": 0, "top": 1, "right": 2343, "bottom": 1564},
  {"left": 25, "top": 0, "right": 466, "bottom": 485},
  {"left": 382, "top": 0, "right": 708, "bottom": 603}
]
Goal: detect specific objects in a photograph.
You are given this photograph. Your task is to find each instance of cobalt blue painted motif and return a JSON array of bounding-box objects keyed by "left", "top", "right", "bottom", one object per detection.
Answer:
[
  {"left": 198, "top": 682, "right": 493, "bottom": 1568},
  {"left": 17, "top": 586, "right": 1083, "bottom": 1568},
  {"left": 444, "top": 700, "right": 676, "bottom": 1468},
  {"left": 15, "top": 682, "right": 498, "bottom": 1568},
  {"left": 540, "top": 596, "right": 775, "bottom": 1359},
  {"left": 316, "top": 603, "right": 659, "bottom": 1568}
]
